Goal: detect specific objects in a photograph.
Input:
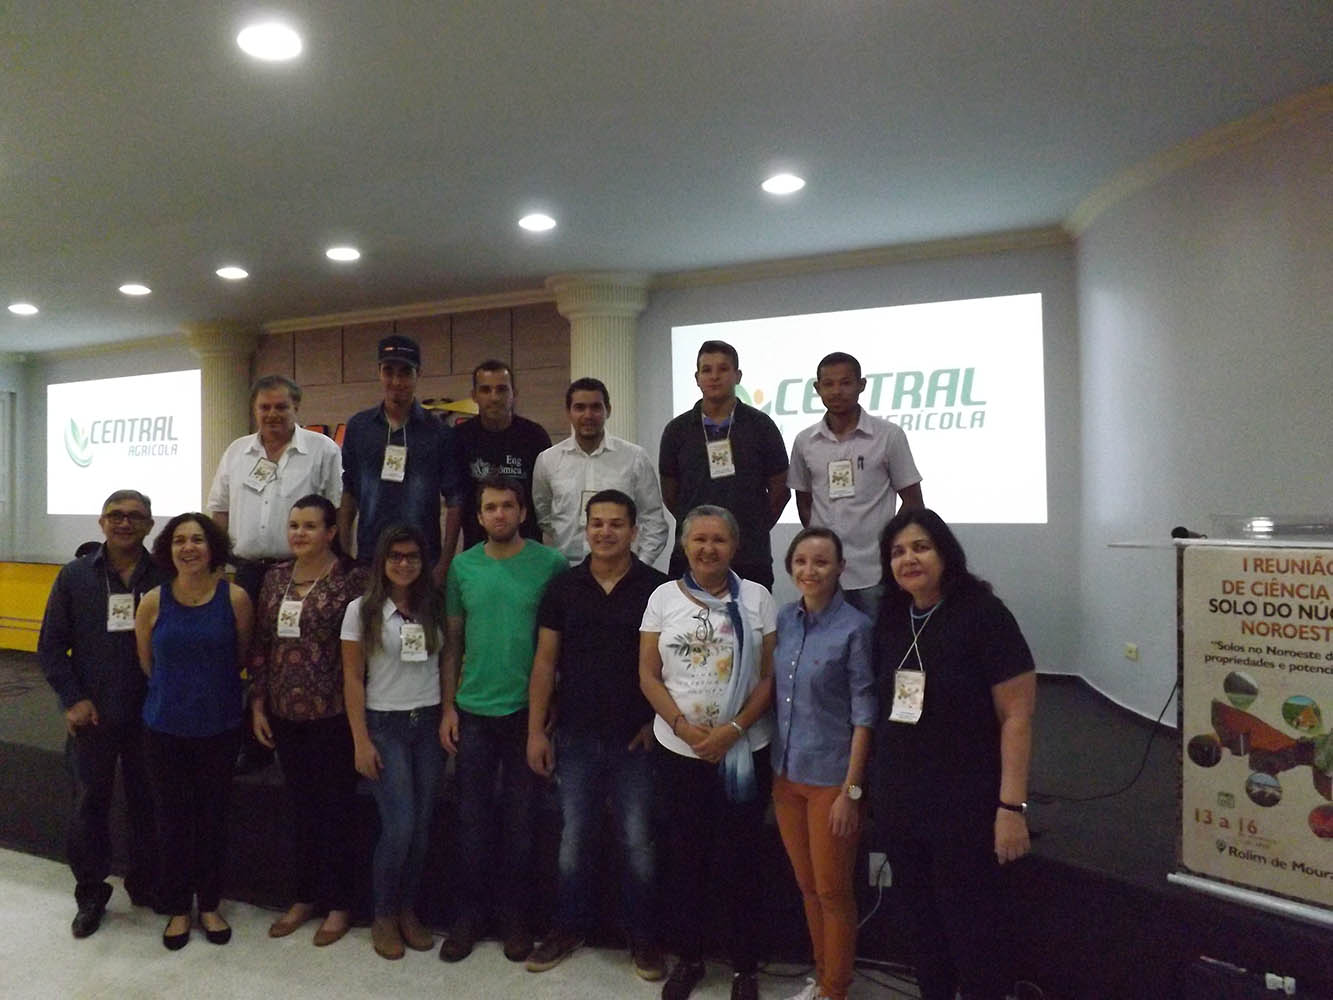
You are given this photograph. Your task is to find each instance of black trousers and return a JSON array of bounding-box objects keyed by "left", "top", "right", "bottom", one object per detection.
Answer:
[
  {"left": 144, "top": 727, "right": 242, "bottom": 914},
  {"left": 656, "top": 745, "right": 772, "bottom": 974},
  {"left": 65, "top": 720, "right": 155, "bottom": 906},
  {"left": 887, "top": 826, "right": 1010, "bottom": 1000},
  {"left": 271, "top": 714, "right": 358, "bottom": 911}
]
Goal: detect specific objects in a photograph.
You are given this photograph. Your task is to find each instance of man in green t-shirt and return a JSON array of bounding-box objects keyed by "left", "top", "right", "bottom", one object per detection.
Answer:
[{"left": 440, "top": 475, "right": 567, "bottom": 965}]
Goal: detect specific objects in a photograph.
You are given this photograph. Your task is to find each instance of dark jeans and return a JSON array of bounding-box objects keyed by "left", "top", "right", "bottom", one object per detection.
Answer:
[
  {"left": 144, "top": 726, "right": 242, "bottom": 914},
  {"left": 454, "top": 707, "right": 539, "bottom": 927},
  {"left": 887, "top": 829, "right": 1009, "bottom": 1000},
  {"left": 366, "top": 705, "right": 443, "bottom": 917},
  {"left": 657, "top": 744, "right": 772, "bottom": 974},
  {"left": 668, "top": 551, "right": 774, "bottom": 591},
  {"left": 271, "top": 713, "right": 358, "bottom": 911},
  {"left": 553, "top": 729, "right": 656, "bottom": 939},
  {"left": 65, "top": 720, "right": 155, "bottom": 907}
]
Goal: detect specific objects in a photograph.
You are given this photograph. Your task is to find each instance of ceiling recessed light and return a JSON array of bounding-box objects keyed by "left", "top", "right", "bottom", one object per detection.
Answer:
[
  {"left": 119, "top": 283, "right": 151, "bottom": 296},
  {"left": 326, "top": 246, "right": 361, "bottom": 262},
  {"left": 237, "top": 22, "right": 303, "bottom": 62},
  {"left": 7, "top": 302, "right": 38, "bottom": 316},
  {"left": 518, "top": 213, "right": 557, "bottom": 232},
  {"left": 761, "top": 173, "right": 806, "bottom": 195},
  {"left": 216, "top": 266, "right": 249, "bottom": 280}
]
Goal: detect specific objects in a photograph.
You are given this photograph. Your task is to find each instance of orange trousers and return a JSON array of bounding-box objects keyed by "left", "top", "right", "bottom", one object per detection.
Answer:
[{"left": 772, "top": 774, "right": 862, "bottom": 1000}]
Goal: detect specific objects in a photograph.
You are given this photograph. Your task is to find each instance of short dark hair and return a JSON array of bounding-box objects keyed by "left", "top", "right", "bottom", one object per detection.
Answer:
[
  {"left": 784, "top": 526, "right": 844, "bottom": 574},
  {"left": 565, "top": 377, "right": 610, "bottom": 410},
  {"left": 815, "top": 352, "right": 862, "bottom": 381},
  {"left": 586, "top": 488, "right": 637, "bottom": 526},
  {"left": 696, "top": 340, "right": 739, "bottom": 370},
  {"left": 290, "top": 494, "right": 337, "bottom": 529},
  {"left": 152, "top": 512, "right": 232, "bottom": 574},
  {"left": 472, "top": 359, "right": 513, "bottom": 390},
  {"left": 474, "top": 473, "right": 527, "bottom": 510},
  {"left": 249, "top": 374, "right": 302, "bottom": 410},
  {"left": 102, "top": 489, "right": 152, "bottom": 516}
]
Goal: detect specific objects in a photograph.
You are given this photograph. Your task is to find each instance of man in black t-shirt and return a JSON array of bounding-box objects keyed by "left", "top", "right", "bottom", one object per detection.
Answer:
[
  {"left": 524, "top": 489, "right": 668, "bottom": 980},
  {"left": 448, "top": 359, "right": 552, "bottom": 553},
  {"left": 658, "top": 339, "right": 789, "bottom": 588}
]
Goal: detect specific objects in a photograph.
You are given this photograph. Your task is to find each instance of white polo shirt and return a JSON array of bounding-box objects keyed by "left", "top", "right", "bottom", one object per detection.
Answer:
[
  {"left": 788, "top": 409, "right": 921, "bottom": 590},
  {"left": 206, "top": 426, "right": 343, "bottom": 560},
  {"left": 531, "top": 432, "right": 670, "bottom": 566}
]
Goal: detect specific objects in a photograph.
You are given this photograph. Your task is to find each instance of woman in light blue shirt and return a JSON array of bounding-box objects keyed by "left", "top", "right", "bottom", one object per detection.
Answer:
[{"left": 771, "top": 527, "right": 876, "bottom": 1000}]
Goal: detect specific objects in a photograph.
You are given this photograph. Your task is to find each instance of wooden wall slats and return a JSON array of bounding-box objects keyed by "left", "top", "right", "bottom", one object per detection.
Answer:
[
  {"left": 293, "top": 327, "right": 343, "bottom": 386},
  {"left": 513, "top": 303, "right": 567, "bottom": 371},
  {"left": 450, "top": 309, "right": 512, "bottom": 373},
  {"left": 340, "top": 321, "right": 394, "bottom": 384},
  {"left": 253, "top": 331, "right": 294, "bottom": 379}
]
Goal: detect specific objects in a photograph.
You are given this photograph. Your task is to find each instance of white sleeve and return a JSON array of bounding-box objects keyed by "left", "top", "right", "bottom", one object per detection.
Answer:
[
  {"left": 320, "top": 437, "right": 344, "bottom": 503},
  {"left": 205, "top": 441, "right": 235, "bottom": 514},
  {"left": 640, "top": 583, "right": 668, "bottom": 632},
  {"left": 340, "top": 598, "right": 365, "bottom": 642},
  {"left": 531, "top": 449, "right": 555, "bottom": 536},
  {"left": 787, "top": 433, "right": 813, "bottom": 492},
  {"left": 632, "top": 450, "right": 670, "bottom": 566}
]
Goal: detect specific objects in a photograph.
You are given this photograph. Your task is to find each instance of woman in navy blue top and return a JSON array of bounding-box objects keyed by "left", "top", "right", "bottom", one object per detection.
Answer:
[
  {"left": 772, "top": 527, "right": 875, "bottom": 1000},
  {"left": 135, "top": 513, "right": 253, "bottom": 951}
]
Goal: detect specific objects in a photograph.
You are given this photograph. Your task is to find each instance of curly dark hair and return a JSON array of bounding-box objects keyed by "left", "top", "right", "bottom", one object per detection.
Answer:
[
  {"left": 152, "top": 512, "right": 232, "bottom": 574},
  {"left": 878, "top": 507, "right": 991, "bottom": 613}
]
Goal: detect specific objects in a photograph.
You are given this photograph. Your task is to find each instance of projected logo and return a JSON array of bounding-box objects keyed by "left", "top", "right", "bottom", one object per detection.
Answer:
[
  {"left": 737, "top": 368, "right": 988, "bottom": 430},
  {"left": 64, "top": 419, "right": 93, "bottom": 467}
]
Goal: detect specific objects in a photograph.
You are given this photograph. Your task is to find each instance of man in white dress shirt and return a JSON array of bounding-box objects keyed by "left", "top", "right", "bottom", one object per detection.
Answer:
[
  {"left": 531, "top": 377, "right": 668, "bottom": 566},
  {"left": 208, "top": 375, "right": 343, "bottom": 598}
]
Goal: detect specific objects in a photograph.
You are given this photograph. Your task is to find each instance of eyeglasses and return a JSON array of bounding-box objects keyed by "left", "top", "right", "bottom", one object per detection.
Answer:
[
  {"left": 103, "top": 511, "right": 150, "bottom": 526},
  {"left": 386, "top": 552, "right": 422, "bottom": 565},
  {"left": 692, "top": 608, "right": 714, "bottom": 643}
]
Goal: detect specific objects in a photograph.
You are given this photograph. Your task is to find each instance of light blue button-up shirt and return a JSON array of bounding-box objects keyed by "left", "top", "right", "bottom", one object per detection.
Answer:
[{"left": 772, "top": 590, "right": 877, "bottom": 786}]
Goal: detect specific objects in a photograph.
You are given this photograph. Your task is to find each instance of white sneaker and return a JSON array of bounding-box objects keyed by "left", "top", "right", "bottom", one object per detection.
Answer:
[{"left": 785, "top": 980, "right": 818, "bottom": 1000}]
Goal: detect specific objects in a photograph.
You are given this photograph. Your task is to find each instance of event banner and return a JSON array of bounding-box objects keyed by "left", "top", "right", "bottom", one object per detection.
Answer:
[{"left": 1181, "top": 543, "right": 1333, "bottom": 909}]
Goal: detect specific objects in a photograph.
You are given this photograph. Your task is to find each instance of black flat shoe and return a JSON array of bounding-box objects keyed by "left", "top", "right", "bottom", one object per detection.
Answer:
[
  {"left": 162, "top": 918, "right": 190, "bottom": 951},
  {"left": 202, "top": 921, "right": 232, "bottom": 945}
]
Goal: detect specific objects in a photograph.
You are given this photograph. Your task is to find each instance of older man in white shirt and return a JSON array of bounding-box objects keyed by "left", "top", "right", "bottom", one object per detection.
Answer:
[
  {"left": 207, "top": 374, "right": 343, "bottom": 599},
  {"left": 531, "top": 378, "right": 668, "bottom": 567}
]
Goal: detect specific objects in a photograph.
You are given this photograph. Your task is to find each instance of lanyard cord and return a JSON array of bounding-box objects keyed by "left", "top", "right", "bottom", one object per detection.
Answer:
[{"left": 895, "top": 601, "right": 940, "bottom": 673}]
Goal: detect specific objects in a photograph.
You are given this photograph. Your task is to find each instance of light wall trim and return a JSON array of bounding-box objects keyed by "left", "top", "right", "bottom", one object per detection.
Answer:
[
  {"left": 263, "top": 287, "right": 556, "bottom": 333},
  {"left": 1067, "top": 84, "right": 1333, "bottom": 236},
  {"left": 650, "top": 226, "right": 1072, "bottom": 291},
  {"left": 38, "top": 333, "right": 185, "bottom": 363}
]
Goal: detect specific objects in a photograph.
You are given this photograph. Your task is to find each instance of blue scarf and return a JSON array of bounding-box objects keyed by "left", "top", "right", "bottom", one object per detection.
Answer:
[{"left": 682, "top": 569, "right": 759, "bottom": 802}]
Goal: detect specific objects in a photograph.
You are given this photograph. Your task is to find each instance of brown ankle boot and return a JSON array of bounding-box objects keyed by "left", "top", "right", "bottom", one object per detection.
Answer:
[
  {"left": 371, "top": 916, "right": 404, "bottom": 960},
  {"left": 398, "top": 909, "right": 433, "bottom": 951}
]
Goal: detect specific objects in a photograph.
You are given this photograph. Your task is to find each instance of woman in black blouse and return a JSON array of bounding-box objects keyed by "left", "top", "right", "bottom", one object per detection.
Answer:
[{"left": 871, "top": 508, "right": 1035, "bottom": 1000}]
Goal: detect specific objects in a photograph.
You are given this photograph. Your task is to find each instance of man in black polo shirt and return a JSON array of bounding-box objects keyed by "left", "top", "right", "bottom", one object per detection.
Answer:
[
  {"left": 658, "top": 339, "right": 790, "bottom": 589},
  {"left": 524, "top": 489, "right": 667, "bottom": 980},
  {"left": 38, "top": 489, "right": 167, "bottom": 937}
]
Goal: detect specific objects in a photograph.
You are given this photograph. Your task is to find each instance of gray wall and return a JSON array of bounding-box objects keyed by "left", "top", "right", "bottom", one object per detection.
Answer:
[
  {"left": 636, "top": 244, "right": 1083, "bottom": 675},
  {"left": 1076, "top": 105, "right": 1333, "bottom": 718}
]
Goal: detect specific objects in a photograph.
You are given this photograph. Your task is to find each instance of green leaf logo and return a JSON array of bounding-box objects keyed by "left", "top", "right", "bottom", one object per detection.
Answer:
[{"left": 64, "top": 419, "right": 93, "bottom": 468}]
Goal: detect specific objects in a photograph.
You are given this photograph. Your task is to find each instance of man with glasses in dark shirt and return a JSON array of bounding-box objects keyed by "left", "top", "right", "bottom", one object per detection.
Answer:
[{"left": 38, "top": 489, "right": 167, "bottom": 937}]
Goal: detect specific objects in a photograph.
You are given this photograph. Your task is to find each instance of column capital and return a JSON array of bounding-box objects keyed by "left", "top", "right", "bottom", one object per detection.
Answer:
[
  {"left": 545, "top": 273, "right": 650, "bottom": 320},
  {"left": 182, "top": 322, "right": 260, "bottom": 360}
]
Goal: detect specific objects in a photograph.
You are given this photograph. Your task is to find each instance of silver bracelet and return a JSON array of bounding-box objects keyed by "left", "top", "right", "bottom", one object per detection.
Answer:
[{"left": 728, "top": 720, "right": 745, "bottom": 736}]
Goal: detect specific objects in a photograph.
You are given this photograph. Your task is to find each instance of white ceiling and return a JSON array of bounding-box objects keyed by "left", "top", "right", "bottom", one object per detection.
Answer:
[{"left": 3, "top": 1, "right": 1331, "bottom": 353}]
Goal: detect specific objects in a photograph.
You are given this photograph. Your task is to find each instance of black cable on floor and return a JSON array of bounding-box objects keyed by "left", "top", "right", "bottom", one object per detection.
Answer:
[{"left": 1030, "top": 678, "right": 1179, "bottom": 804}]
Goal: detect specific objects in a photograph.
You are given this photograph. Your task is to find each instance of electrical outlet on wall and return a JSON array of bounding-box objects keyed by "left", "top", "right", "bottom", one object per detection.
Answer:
[{"left": 1124, "top": 643, "right": 1140, "bottom": 661}]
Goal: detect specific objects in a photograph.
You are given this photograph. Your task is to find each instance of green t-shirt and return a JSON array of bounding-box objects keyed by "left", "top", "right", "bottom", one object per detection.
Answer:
[{"left": 445, "top": 539, "right": 568, "bottom": 716}]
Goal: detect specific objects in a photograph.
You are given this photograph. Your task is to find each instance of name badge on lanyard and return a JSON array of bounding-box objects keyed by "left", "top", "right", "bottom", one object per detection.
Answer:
[
  {"left": 579, "top": 489, "right": 598, "bottom": 526},
  {"left": 276, "top": 600, "right": 304, "bottom": 638},
  {"left": 381, "top": 444, "right": 407, "bottom": 482},
  {"left": 107, "top": 593, "right": 135, "bottom": 632},
  {"left": 889, "top": 669, "right": 925, "bottom": 724},
  {"left": 244, "top": 457, "right": 278, "bottom": 493},
  {"left": 827, "top": 458, "right": 855, "bottom": 499},
  {"left": 706, "top": 438, "right": 736, "bottom": 479},
  {"left": 400, "top": 622, "right": 427, "bottom": 661}
]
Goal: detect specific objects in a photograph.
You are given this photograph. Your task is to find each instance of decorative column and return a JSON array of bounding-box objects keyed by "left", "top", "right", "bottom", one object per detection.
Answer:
[
  {"left": 545, "top": 273, "right": 650, "bottom": 441},
  {"left": 183, "top": 323, "right": 260, "bottom": 507}
]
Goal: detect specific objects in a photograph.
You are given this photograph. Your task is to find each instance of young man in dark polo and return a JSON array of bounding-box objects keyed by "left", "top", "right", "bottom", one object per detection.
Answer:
[
  {"left": 658, "top": 339, "right": 790, "bottom": 588},
  {"left": 524, "top": 489, "right": 668, "bottom": 979}
]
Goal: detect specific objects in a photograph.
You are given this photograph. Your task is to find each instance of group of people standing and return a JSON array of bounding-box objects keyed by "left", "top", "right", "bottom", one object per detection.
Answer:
[{"left": 38, "top": 333, "right": 1035, "bottom": 1000}]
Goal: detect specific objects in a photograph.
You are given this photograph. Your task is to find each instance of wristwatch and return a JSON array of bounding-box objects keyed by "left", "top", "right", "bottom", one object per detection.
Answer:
[
  {"left": 845, "top": 784, "right": 863, "bottom": 801},
  {"left": 997, "top": 800, "right": 1027, "bottom": 815}
]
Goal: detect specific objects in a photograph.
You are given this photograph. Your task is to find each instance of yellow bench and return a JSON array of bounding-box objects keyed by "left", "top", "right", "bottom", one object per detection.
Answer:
[{"left": 0, "top": 563, "right": 61, "bottom": 652}]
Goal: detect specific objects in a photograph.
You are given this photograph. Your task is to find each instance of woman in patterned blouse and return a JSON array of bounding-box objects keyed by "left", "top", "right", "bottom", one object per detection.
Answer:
[{"left": 249, "top": 494, "right": 365, "bottom": 946}]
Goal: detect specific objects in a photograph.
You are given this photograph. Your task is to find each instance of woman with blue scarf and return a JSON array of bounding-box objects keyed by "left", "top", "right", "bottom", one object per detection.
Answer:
[{"left": 639, "top": 505, "right": 777, "bottom": 1000}]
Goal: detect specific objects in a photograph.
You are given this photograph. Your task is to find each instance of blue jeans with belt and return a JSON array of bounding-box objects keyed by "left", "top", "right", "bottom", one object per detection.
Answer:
[
  {"left": 553, "top": 728, "right": 656, "bottom": 940},
  {"left": 366, "top": 705, "right": 443, "bottom": 917}
]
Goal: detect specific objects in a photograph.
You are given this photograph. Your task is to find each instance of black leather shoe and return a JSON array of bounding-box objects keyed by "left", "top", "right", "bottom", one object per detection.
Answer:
[
  {"left": 729, "top": 971, "right": 759, "bottom": 1000},
  {"left": 71, "top": 883, "right": 113, "bottom": 939},
  {"left": 662, "top": 959, "right": 706, "bottom": 1000},
  {"left": 162, "top": 917, "right": 190, "bottom": 951}
]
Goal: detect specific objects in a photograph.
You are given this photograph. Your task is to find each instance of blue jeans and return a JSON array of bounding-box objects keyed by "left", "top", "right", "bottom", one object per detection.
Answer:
[
  {"left": 553, "top": 729, "right": 656, "bottom": 939},
  {"left": 366, "top": 705, "right": 443, "bottom": 917},
  {"left": 454, "top": 708, "right": 538, "bottom": 926},
  {"left": 843, "top": 583, "right": 883, "bottom": 628}
]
